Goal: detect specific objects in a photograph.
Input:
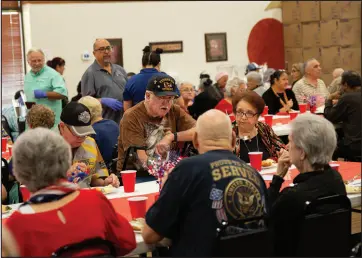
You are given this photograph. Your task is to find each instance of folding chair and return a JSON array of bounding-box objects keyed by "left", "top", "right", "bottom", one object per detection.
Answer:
[
  {"left": 52, "top": 237, "right": 116, "bottom": 257},
  {"left": 294, "top": 195, "right": 352, "bottom": 257},
  {"left": 1, "top": 115, "right": 14, "bottom": 143},
  {"left": 213, "top": 216, "right": 272, "bottom": 257}
]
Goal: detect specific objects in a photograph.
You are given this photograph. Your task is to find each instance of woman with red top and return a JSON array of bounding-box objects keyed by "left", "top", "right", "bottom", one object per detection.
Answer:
[
  {"left": 215, "top": 77, "right": 246, "bottom": 122},
  {"left": 2, "top": 128, "right": 136, "bottom": 257}
]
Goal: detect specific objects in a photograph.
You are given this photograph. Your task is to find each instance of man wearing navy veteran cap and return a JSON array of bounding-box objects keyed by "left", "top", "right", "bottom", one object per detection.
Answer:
[
  {"left": 59, "top": 102, "right": 120, "bottom": 188},
  {"left": 117, "top": 74, "right": 196, "bottom": 182}
]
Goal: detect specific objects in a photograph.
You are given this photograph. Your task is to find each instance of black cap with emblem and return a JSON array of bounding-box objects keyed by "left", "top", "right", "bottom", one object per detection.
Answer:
[
  {"left": 60, "top": 102, "right": 96, "bottom": 137},
  {"left": 146, "top": 74, "right": 178, "bottom": 97}
]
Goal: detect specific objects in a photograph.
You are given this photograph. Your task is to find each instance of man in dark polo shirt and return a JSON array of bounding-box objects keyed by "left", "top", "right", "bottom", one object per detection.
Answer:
[
  {"left": 324, "top": 70, "right": 361, "bottom": 161},
  {"left": 142, "top": 109, "right": 268, "bottom": 256},
  {"left": 81, "top": 38, "right": 127, "bottom": 124}
]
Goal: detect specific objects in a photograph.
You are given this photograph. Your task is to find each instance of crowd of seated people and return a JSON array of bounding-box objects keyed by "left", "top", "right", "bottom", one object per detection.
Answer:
[{"left": 1, "top": 40, "right": 361, "bottom": 257}]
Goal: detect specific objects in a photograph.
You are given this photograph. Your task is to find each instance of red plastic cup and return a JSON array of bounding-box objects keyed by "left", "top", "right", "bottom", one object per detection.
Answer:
[
  {"left": 330, "top": 163, "right": 340, "bottom": 171},
  {"left": 299, "top": 103, "right": 307, "bottom": 113},
  {"left": 262, "top": 106, "right": 268, "bottom": 116},
  {"left": 248, "top": 152, "right": 263, "bottom": 171},
  {"left": 20, "top": 185, "right": 31, "bottom": 201},
  {"left": 154, "top": 193, "right": 160, "bottom": 202},
  {"left": 289, "top": 111, "right": 299, "bottom": 121},
  {"left": 128, "top": 196, "right": 148, "bottom": 219},
  {"left": 307, "top": 103, "right": 311, "bottom": 111},
  {"left": 310, "top": 106, "right": 317, "bottom": 113},
  {"left": 264, "top": 115, "right": 273, "bottom": 127},
  {"left": 121, "top": 170, "right": 136, "bottom": 193},
  {"left": 8, "top": 146, "right": 12, "bottom": 157},
  {"left": 2, "top": 137, "right": 8, "bottom": 152}
]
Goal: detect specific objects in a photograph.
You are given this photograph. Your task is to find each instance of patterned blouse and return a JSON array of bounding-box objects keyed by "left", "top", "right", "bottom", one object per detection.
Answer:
[{"left": 233, "top": 121, "right": 287, "bottom": 161}]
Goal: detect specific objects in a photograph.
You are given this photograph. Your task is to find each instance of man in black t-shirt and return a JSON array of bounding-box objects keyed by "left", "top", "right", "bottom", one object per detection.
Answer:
[{"left": 142, "top": 109, "right": 268, "bottom": 256}]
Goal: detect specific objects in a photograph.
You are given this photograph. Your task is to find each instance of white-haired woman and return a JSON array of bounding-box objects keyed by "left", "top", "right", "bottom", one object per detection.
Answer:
[
  {"left": 78, "top": 96, "right": 119, "bottom": 165},
  {"left": 215, "top": 77, "right": 246, "bottom": 122},
  {"left": 247, "top": 71, "right": 266, "bottom": 96},
  {"left": 268, "top": 113, "right": 346, "bottom": 256},
  {"left": 2, "top": 128, "right": 136, "bottom": 257},
  {"left": 175, "top": 82, "right": 195, "bottom": 113}
]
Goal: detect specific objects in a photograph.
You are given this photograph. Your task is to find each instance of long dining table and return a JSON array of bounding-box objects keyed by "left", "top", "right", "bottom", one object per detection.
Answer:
[
  {"left": 259, "top": 107, "right": 334, "bottom": 137},
  {"left": 2, "top": 161, "right": 361, "bottom": 256}
]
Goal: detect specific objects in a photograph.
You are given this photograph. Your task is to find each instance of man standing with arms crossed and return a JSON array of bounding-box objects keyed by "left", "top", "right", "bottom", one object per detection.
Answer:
[
  {"left": 24, "top": 48, "right": 68, "bottom": 131},
  {"left": 81, "top": 39, "right": 127, "bottom": 124}
]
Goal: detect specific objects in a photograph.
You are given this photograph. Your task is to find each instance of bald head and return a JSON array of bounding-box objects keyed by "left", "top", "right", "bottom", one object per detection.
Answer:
[
  {"left": 93, "top": 39, "right": 112, "bottom": 65},
  {"left": 332, "top": 68, "right": 344, "bottom": 79},
  {"left": 195, "top": 110, "right": 233, "bottom": 152},
  {"left": 93, "top": 39, "right": 110, "bottom": 50}
]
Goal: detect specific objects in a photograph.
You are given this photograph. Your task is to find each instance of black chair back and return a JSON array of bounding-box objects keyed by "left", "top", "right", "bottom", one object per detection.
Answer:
[
  {"left": 106, "top": 144, "right": 119, "bottom": 174},
  {"left": 122, "top": 145, "right": 147, "bottom": 171},
  {"left": 2, "top": 115, "right": 14, "bottom": 143},
  {"left": 214, "top": 228, "right": 272, "bottom": 257},
  {"left": 51, "top": 237, "right": 116, "bottom": 257},
  {"left": 295, "top": 195, "right": 351, "bottom": 257},
  {"left": 2, "top": 158, "right": 10, "bottom": 190},
  {"left": 213, "top": 216, "right": 272, "bottom": 257}
]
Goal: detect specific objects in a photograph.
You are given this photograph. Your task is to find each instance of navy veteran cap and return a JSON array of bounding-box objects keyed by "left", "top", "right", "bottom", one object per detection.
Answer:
[
  {"left": 60, "top": 102, "right": 96, "bottom": 137},
  {"left": 147, "top": 74, "right": 178, "bottom": 97}
]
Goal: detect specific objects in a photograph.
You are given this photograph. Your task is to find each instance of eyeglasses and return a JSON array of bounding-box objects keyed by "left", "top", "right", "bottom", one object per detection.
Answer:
[
  {"left": 181, "top": 88, "right": 194, "bottom": 92},
  {"left": 235, "top": 110, "right": 258, "bottom": 118},
  {"left": 94, "top": 46, "right": 113, "bottom": 52}
]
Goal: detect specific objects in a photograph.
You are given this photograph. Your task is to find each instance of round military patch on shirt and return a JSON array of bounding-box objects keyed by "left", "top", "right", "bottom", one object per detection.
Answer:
[{"left": 224, "top": 178, "right": 263, "bottom": 220}]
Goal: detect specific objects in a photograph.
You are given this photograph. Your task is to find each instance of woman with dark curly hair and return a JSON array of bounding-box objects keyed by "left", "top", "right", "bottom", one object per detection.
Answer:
[{"left": 232, "top": 90, "right": 287, "bottom": 163}]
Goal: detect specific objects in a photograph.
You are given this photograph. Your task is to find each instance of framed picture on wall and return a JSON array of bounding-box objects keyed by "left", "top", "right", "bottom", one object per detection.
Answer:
[
  {"left": 204, "top": 33, "right": 228, "bottom": 62},
  {"left": 149, "top": 41, "right": 183, "bottom": 53},
  {"left": 106, "top": 38, "right": 123, "bottom": 67}
]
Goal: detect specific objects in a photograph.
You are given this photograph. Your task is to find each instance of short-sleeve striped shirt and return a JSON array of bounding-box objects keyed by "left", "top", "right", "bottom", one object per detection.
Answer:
[{"left": 292, "top": 77, "right": 330, "bottom": 104}]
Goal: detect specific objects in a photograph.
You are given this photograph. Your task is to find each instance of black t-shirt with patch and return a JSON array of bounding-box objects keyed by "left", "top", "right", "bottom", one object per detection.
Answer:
[{"left": 145, "top": 149, "right": 268, "bottom": 256}]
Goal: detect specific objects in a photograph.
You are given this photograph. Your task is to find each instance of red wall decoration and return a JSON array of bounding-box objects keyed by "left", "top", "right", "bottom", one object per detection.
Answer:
[{"left": 247, "top": 18, "right": 284, "bottom": 69}]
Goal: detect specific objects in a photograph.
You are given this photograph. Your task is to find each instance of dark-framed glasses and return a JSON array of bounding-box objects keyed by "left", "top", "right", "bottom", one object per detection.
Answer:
[
  {"left": 95, "top": 46, "right": 113, "bottom": 52},
  {"left": 235, "top": 110, "right": 257, "bottom": 118}
]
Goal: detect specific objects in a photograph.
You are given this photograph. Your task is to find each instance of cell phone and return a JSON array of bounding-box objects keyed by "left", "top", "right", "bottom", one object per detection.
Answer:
[{"left": 25, "top": 102, "right": 36, "bottom": 109}]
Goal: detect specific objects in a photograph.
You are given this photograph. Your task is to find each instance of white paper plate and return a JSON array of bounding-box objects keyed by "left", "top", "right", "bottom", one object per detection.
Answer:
[
  {"left": 261, "top": 163, "right": 278, "bottom": 170},
  {"left": 91, "top": 186, "right": 117, "bottom": 195}
]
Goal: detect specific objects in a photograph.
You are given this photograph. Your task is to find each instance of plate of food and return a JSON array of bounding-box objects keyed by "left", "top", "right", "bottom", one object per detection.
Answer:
[
  {"left": 261, "top": 159, "right": 277, "bottom": 169},
  {"left": 345, "top": 179, "right": 361, "bottom": 194},
  {"left": 2, "top": 205, "right": 12, "bottom": 214},
  {"left": 92, "top": 184, "right": 117, "bottom": 195},
  {"left": 130, "top": 218, "right": 145, "bottom": 233}
]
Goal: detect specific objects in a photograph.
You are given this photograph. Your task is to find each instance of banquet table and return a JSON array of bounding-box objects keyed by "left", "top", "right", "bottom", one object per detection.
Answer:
[
  {"left": 2, "top": 161, "right": 361, "bottom": 256},
  {"left": 259, "top": 111, "right": 340, "bottom": 137}
]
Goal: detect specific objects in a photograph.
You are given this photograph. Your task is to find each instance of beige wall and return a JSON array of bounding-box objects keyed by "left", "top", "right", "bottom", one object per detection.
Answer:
[{"left": 22, "top": 1, "right": 281, "bottom": 98}]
